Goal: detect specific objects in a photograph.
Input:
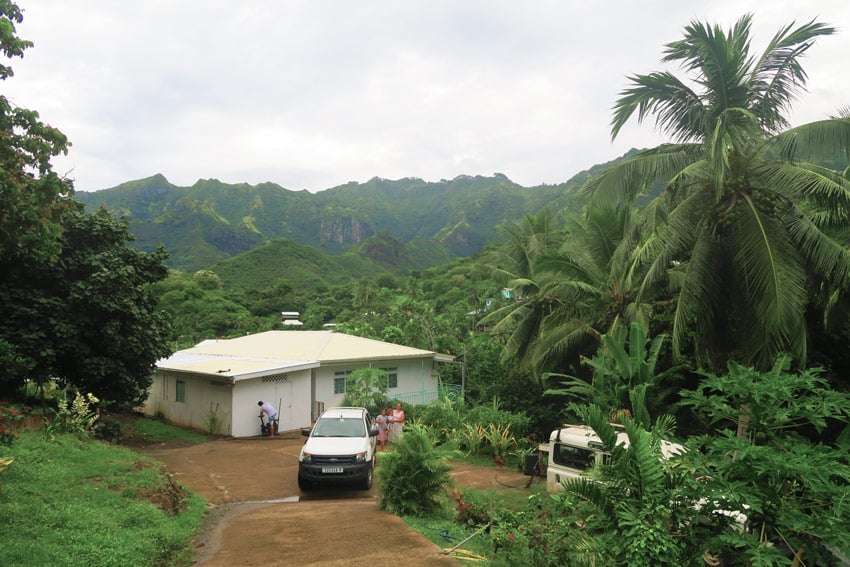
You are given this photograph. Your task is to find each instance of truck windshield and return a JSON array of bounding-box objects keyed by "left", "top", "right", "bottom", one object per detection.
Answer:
[
  {"left": 553, "top": 443, "right": 596, "bottom": 471},
  {"left": 312, "top": 417, "right": 366, "bottom": 438}
]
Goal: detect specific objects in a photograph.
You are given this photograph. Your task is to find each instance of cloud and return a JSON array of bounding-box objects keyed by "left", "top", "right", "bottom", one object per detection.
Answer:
[{"left": 6, "top": 0, "right": 850, "bottom": 191}]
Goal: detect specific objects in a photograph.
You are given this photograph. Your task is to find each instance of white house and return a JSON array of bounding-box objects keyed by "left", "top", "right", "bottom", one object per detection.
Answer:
[{"left": 142, "top": 330, "right": 454, "bottom": 438}]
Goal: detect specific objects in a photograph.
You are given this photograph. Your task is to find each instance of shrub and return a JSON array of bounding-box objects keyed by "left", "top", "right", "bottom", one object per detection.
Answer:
[
  {"left": 0, "top": 402, "right": 22, "bottom": 446},
  {"left": 449, "top": 489, "right": 491, "bottom": 527},
  {"left": 465, "top": 399, "right": 530, "bottom": 439},
  {"left": 377, "top": 423, "right": 452, "bottom": 515},
  {"left": 414, "top": 398, "right": 464, "bottom": 444},
  {"left": 458, "top": 423, "right": 487, "bottom": 456},
  {"left": 44, "top": 392, "right": 100, "bottom": 440},
  {"left": 483, "top": 422, "right": 517, "bottom": 463},
  {"left": 341, "top": 368, "right": 389, "bottom": 414}
]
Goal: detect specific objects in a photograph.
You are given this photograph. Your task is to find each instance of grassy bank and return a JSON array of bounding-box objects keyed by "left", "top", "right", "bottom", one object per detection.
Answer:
[{"left": 0, "top": 429, "right": 207, "bottom": 566}]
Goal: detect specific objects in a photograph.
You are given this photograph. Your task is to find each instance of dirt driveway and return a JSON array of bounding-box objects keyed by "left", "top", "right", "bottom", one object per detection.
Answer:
[{"left": 137, "top": 430, "right": 533, "bottom": 566}]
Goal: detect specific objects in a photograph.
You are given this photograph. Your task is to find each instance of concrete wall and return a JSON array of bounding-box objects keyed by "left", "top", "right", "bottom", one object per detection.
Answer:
[
  {"left": 143, "top": 371, "right": 234, "bottom": 435},
  {"left": 144, "top": 358, "right": 436, "bottom": 437},
  {"left": 313, "top": 357, "right": 438, "bottom": 409},
  {"left": 231, "top": 369, "right": 312, "bottom": 438}
]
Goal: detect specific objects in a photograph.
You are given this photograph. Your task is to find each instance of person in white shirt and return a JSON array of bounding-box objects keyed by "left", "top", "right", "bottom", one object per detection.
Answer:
[
  {"left": 257, "top": 401, "right": 278, "bottom": 436},
  {"left": 389, "top": 403, "right": 405, "bottom": 443}
]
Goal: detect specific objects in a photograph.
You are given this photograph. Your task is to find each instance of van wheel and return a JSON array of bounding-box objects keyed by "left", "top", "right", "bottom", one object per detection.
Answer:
[
  {"left": 360, "top": 464, "right": 373, "bottom": 490},
  {"left": 298, "top": 474, "right": 312, "bottom": 491}
]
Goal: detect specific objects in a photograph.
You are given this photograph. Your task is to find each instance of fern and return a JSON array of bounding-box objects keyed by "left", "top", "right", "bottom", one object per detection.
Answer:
[{"left": 376, "top": 424, "right": 452, "bottom": 515}]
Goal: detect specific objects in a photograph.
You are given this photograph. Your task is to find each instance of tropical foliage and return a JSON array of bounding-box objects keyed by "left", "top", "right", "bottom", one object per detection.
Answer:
[
  {"left": 0, "top": 0, "right": 74, "bottom": 265},
  {"left": 679, "top": 359, "right": 850, "bottom": 565},
  {"left": 376, "top": 423, "right": 453, "bottom": 515},
  {"left": 4, "top": 3, "right": 850, "bottom": 563},
  {"left": 546, "top": 322, "right": 681, "bottom": 427},
  {"left": 584, "top": 14, "right": 850, "bottom": 370},
  {"left": 0, "top": 3, "right": 172, "bottom": 405}
]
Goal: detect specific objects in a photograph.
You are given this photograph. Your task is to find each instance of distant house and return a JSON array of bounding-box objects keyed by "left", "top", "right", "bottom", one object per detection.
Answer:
[{"left": 142, "top": 330, "right": 454, "bottom": 438}]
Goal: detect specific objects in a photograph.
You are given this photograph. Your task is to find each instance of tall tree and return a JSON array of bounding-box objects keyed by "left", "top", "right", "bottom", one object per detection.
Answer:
[
  {"left": 586, "top": 15, "right": 850, "bottom": 370},
  {"left": 0, "top": 0, "right": 74, "bottom": 262},
  {"left": 483, "top": 210, "right": 565, "bottom": 372},
  {"left": 531, "top": 206, "right": 650, "bottom": 372},
  {"left": 0, "top": 2, "right": 173, "bottom": 404},
  {"left": 485, "top": 206, "right": 649, "bottom": 376},
  {"left": 0, "top": 205, "right": 173, "bottom": 405}
]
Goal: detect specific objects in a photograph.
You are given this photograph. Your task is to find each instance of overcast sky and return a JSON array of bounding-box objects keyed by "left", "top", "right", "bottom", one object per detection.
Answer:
[{"left": 6, "top": 1, "right": 849, "bottom": 193}]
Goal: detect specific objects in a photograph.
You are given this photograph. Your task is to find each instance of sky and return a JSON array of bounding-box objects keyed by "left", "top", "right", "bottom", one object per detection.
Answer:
[{"left": 5, "top": 1, "right": 850, "bottom": 193}]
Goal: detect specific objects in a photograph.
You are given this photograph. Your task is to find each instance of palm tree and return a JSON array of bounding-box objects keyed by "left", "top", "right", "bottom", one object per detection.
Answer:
[
  {"left": 586, "top": 15, "right": 850, "bottom": 370},
  {"left": 482, "top": 210, "right": 564, "bottom": 371},
  {"left": 485, "top": 206, "right": 647, "bottom": 375},
  {"left": 529, "top": 206, "right": 647, "bottom": 372}
]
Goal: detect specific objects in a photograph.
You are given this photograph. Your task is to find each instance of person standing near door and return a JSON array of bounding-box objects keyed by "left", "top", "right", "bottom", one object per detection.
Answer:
[{"left": 258, "top": 401, "right": 278, "bottom": 436}]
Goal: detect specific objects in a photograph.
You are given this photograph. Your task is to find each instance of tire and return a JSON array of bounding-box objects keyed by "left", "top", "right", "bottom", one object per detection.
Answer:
[
  {"left": 360, "top": 460, "right": 374, "bottom": 490},
  {"left": 298, "top": 473, "right": 312, "bottom": 491}
]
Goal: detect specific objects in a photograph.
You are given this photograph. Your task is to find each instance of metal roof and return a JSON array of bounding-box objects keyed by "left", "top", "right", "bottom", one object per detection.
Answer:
[{"left": 156, "top": 330, "right": 454, "bottom": 380}]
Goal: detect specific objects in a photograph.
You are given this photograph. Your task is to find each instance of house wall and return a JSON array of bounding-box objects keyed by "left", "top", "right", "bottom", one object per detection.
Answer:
[
  {"left": 313, "top": 357, "right": 438, "bottom": 409},
  {"left": 231, "top": 369, "right": 312, "bottom": 438},
  {"left": 142, "top": 371, "right": 234, "bottom": 435},
  {"left": 143, "top": 368, "right": 313, "bottom": 438}
]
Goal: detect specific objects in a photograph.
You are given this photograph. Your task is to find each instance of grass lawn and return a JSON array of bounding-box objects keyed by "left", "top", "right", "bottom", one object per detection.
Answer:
[{"left": 0, "top": 426, "right": 208, "bottom": 567}]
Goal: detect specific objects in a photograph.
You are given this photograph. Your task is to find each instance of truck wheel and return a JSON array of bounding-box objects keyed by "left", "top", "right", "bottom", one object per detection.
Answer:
[
  {"left": 298, "top": 473, "right": 312, "bottom": 491},
  {"left": 360, "top": 464, "right": 373, "bottom": 490}
]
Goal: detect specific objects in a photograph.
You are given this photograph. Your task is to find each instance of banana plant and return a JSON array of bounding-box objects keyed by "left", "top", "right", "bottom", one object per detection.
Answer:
[{"left": 545, "top": 322, "right": 681, "bottom": 427}]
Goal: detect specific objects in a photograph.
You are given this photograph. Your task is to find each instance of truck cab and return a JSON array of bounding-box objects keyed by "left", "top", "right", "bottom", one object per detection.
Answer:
[{"left": 545, "top": 424, "right": 684, "bottom": 493}]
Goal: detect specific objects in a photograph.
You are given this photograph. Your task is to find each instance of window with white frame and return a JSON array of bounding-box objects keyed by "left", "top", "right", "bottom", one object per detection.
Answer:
[
  {"left": 381, "top": 367, "right": 398, "bottom": 389},
  {"left": 176, "top": 379, "right": 186, "bottom": 403},
  {"left": 333, "top": 370, "right": 352, "bottom": 394}
]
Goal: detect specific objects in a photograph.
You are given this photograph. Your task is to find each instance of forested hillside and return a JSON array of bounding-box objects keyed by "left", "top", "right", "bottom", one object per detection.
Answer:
[{"left": 75, "top": 154, "right": 633, "bottom": 273}]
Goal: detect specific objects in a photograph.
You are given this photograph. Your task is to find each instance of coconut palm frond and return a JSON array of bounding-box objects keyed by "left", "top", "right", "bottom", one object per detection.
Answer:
[
  {"left": 583, "top": 145, "right": 700, "bottom": 209},
  {"left": 749, "top": 19, "right": 835, "bottom": 130},
  {"left": 637, "top": 188, "right": 711, "bottom": 301},
  {"left": 735, "top": 194, "right": 807, "bottom": 330},
  {"left": 532, "top": 320, "right": 599, "bottom": 372},
  {"left": 670, "top": 230, "right": 724, "bottom": 362},
  {"left": 757, "top": 162, "right": 850, "bottom": 227},
  {"left": 781, "top": 204, "right": 850, "bottom": 286},
  {"left": 611, "top": 70, "right": 703, "bottom": 142},
  {"left": 769, "top": 117, "right": 850, "bottom": 163}
]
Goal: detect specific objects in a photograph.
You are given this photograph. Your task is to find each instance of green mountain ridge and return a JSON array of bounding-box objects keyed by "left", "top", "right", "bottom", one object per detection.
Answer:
[{"left": 76, "top": 151, "right": 639, "bottom": 274}]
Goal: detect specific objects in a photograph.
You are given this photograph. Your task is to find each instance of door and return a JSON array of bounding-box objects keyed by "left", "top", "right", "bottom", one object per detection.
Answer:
[{"left": 273, "top": 379, "right": 293, "bottom": 432}]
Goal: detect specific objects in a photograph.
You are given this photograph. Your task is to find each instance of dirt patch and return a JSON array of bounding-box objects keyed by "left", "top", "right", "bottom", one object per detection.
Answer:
[{"left": 135, "top": 431, "right": 536, "bottom": 565}]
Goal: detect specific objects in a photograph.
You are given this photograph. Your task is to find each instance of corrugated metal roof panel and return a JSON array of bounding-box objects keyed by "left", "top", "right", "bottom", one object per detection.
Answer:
[
  {"left": 156, "top": 351, "right": 318, "bottom": 379},
  {"left": 156, "top": 331, "right": 454, "bottom": 378}
]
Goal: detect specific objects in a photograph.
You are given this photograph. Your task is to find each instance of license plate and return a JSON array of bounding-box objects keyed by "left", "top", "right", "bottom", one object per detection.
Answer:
[{"left": 322, "top": 467, "right": 343, "bottom": 474}]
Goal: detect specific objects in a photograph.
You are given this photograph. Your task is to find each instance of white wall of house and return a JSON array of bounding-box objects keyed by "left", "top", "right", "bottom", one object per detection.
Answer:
[
  {"left": 143, "top": 371, "right": 234, "bottom": 435},
  {"left": 145, "top": 355, "right": 441, "bottom": 438},
  {"left": 314, "top": 357, "right": 438, "bottom": 408},
  {"left": 231, "top": 369, "right": 312, "bottom": 438}
]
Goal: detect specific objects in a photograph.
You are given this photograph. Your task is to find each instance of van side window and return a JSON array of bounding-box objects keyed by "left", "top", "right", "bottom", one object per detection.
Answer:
[{"left": 553, "top": 443, "right": 596, "bottom": 471}]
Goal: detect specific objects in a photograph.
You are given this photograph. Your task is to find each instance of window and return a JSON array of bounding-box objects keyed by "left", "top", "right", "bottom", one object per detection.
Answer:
[
  {"left": 333, "top": 370, "right": 351, "bottom": 394},
  {"left": 552, "top": 444, "right": 596, "bottom": 471},
  {"left": 176, "top": 380, "right": 186, "bottom": 403},
  {"left": 381, "top": 367, "right": 398, "bottom": 389}
]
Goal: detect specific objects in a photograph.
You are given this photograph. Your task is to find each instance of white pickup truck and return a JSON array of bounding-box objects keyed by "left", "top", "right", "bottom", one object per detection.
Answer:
[
  {"left": 543, "top": 424, "right": 685, "bottom": 493},
  {"left": 298, "top": 406, "right": 378, "bottom": 491}
]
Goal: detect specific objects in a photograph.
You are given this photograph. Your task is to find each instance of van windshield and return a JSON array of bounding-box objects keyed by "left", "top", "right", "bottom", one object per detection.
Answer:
[
  {"left": 553, "top": 443, "right": 596, "bottom": 471},
  {"left": 312, "top": 417, "right": 366, "bottom": 438}
]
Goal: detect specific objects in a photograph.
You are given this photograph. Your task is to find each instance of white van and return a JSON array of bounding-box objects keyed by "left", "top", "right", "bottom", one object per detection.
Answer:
[
  {"left": 545, "top": 424, "right": 684, "bottom": 493},
  {"left": 298, "top": 407, "right": 378, "bottom": 490}
]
